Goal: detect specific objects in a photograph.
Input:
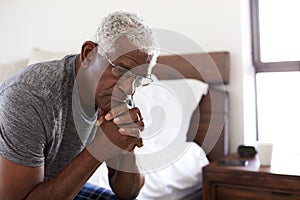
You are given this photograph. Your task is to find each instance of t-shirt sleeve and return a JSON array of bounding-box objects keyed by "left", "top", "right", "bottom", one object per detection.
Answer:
[{"left": 0, "top": 85, "right": 49, "bottom": 167}]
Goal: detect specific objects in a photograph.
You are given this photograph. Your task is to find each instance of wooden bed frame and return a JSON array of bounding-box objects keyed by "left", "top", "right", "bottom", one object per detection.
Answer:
[{"left": 154, "top": 51, "right": 230, "bottom": 162}]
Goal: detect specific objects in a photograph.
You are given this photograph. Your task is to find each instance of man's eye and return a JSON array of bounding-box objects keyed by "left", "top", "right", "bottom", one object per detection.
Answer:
[
  {"left": 111, "top": 67, "right": 127, "bottom": 77},
  {"left": 112, "top": 66, "right": 131, "bottom": 78},
  {"left": 135, "top": 78, "right": 142, "bottom": 85}
]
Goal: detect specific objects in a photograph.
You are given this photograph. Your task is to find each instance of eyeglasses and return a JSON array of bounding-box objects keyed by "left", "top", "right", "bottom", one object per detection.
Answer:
[{"left": 102, "top": 52, "right": 153, "bottom": 89}]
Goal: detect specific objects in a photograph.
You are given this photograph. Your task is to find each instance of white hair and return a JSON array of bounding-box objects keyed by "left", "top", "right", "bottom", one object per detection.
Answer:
[{"left": 95, "top": 11, "right": 159, "bottom": 64}]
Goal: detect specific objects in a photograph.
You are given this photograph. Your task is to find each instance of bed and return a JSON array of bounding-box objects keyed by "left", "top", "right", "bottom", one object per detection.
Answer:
[
  {"left": 0, "top": 49, "right": 230, "bottom": 200},
  {"left": 88, "top": 51, "right": 230, "bottom": 200},
  {"left": 155, "top": 51, "right": 230, "bottom": 162}
]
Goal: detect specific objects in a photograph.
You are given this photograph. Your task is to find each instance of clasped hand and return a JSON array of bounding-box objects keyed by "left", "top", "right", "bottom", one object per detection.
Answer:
[{"left": 89, "top": 103, "right": 144, "bottom": 161}]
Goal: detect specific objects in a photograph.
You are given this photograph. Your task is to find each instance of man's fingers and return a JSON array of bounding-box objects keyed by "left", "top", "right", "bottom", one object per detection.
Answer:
[
  {"left": 119, "top": 127, "right": 142, "bottom": 137},
  {"left": 97, "top": 107, "right": 105, "bottom": 117},
  {"left": 105, "top": 103, "right": 129, "bottom": 121},
  {"left": 118, "top": 121, "right": 145, "bottom": 130},
  {"left": 96, "top": 108, "right": 105, "bottom": 126},
  {"left": 128, "top": 137, "right": 143, "bottom": 148},
  {"left": 95, "top": 116, "right": 104, "bottom": 126},
  {"left": 113, "top": 107, "right": 142, "bottom": 124}
]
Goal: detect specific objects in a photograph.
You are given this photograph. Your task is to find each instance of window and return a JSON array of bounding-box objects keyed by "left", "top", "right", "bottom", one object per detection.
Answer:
[
  {"left": 251, "top": 0, "right": 300, "bottom": 156},
  {"left": 251, "top": 0, "right": 300, "bottom": 72}
]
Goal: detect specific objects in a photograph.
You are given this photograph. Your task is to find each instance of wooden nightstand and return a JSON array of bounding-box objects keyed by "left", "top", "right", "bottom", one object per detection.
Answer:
[{"left": 203, "top": 154, "right": 300, "bottom": 200}]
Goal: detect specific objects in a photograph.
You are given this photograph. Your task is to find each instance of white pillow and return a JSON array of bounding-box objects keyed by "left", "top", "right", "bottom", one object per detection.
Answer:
[
  {"left": 0, "top": 48, "right": 69, "bottom": 83},
  {"left": 0, "top": 59, "right": 29, "bottom": 83},
  {"left": 134, "top": 78, "right": 208, "bottom": 172},
  {"left": 139, "top": 78, "right": 209, "bottom": 145},
  {"left": 28, "top": 48, "right": 67, "bottom": 65}
]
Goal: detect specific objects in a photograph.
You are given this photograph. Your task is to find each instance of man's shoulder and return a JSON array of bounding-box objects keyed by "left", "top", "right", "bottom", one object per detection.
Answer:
[{"left": 23, "top": 55, "right": 75, "bottom": 86}]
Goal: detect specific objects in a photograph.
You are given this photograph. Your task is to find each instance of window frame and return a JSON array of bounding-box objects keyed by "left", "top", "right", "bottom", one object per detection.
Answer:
[{"left": 250, "top": 0, "right": 300, "bottom": 73}]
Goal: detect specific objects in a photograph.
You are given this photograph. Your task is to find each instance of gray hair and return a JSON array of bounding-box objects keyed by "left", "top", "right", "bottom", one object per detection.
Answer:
[{"left": 95, "top": 11, "right": 159, "bottom": 65}]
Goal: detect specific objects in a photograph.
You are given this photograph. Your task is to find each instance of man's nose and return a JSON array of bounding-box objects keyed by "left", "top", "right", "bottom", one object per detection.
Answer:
[{"left": 117, "top": 76, "right": 136, "bottom": 96}]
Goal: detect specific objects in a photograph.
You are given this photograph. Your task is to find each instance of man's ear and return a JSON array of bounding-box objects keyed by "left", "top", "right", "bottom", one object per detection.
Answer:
[{"left": 80, "top": 41, "right": 98, "bottom": 68}]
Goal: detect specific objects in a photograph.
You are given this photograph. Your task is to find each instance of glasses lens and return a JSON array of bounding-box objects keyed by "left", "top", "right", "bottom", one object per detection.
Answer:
[
  {"left": 111, "top": 66, "right": 128, "bottom": 77},
  {"left": 135, "top": 76, "right": 153, "bottom": 87}
]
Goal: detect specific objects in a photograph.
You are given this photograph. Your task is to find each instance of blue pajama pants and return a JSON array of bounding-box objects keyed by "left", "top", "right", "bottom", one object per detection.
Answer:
[{"left": 74, "top": 183, "right": 119, "bottom": 200}]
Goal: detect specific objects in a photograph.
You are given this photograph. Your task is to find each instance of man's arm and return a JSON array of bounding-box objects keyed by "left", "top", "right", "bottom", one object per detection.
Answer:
[
  {"left": 97, "top": 105, "right": 145, "bottom": 199},
  {"left": 0, "top": 112, "right": 144, "bottom": 200},
  {"left": 0, "top": 149, "right": 102, "bottom": 200},
  {"left": 0, "top": 96, "right": 144, "bottom": 200},
  {"left": 0, "top": 135, "right": 142, "bottom": 200},
  {"left": 88, "top": 116, "right": 144, "bottom": 200},
  {"left": 0, "top": 156, "right": 44, "bottom": 200},
  {"left": 107, "top": 153, "right": 145, "bottom": 199}
]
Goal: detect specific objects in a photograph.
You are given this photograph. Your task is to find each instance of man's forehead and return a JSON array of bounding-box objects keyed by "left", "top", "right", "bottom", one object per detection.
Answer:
[
  {"left": 121, "top": 53, "right": 151, "bottom": 75},
  {"left": 122, "top": 51, "right": 150, "bottom": 63},
  {"left": 110, "top": 36, "right": 150, "bottom": 61},
  {"left": 109, "top": 48, "right": 150, "bottom": 67}
]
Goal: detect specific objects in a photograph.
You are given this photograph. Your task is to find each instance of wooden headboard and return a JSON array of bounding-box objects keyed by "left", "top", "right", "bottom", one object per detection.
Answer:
[{"left": 153, "top": 52, "right": 229, "bottom": 161}]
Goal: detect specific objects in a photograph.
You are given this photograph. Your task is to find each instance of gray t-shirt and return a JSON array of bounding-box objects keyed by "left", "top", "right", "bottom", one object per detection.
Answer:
[{"left": 0, "top": 55, "right": 97, "bottom": 179}]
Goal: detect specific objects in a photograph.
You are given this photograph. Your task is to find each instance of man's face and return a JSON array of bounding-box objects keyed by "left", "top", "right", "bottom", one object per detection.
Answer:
[{"left": 95, "top": 48, "right": 151, "bottom": 115}]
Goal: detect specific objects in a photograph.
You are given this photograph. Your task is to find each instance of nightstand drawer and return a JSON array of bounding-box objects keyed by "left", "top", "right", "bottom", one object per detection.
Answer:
[
  {"left": 216, "top": 184, "right": 300, "bottom": 200},
  {"left": 203, "top": 154, "right": 300, "bottom": 200}
]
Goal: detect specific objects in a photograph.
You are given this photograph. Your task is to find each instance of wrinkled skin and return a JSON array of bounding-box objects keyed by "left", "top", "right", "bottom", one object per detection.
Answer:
[{"left": 77, "top": 38, "right": 150, "bottom": 156}]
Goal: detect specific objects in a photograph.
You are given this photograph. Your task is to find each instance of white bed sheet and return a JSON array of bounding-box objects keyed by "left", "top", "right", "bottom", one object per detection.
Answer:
[{"left": 88, "top": 142, "right": 209, "bottom": 200}]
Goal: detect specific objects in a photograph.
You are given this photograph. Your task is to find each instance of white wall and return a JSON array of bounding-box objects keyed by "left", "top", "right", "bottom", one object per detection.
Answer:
[{"left": 0, "top": 0, "right": 256, "bottom": 153}]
